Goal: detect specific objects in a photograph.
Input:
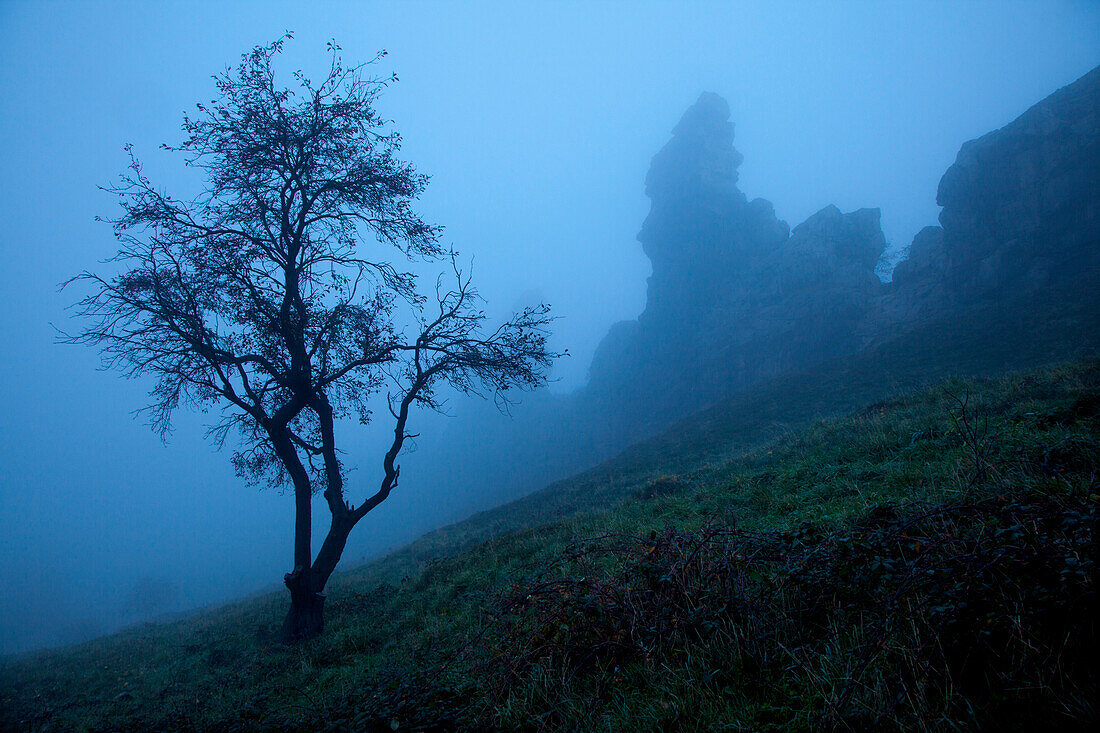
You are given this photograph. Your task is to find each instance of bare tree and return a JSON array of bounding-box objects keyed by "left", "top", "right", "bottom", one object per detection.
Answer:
[{"left": 65, "top": 36, "right": 558, "bottom": 642}]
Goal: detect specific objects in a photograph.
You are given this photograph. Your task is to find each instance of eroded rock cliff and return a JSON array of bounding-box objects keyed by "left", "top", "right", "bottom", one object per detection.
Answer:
[
  {"left": 586, "top": 93, "right": 888, "bottom": 439},
  {"left": 893, "top": 65, "right": 1100, "bottom": 310},
  {"left": 588, "top": 65, "right": 1098, "bottom": 441},
  {"left": 416, "top": 66, "right": 1099, "bottom": 523}
]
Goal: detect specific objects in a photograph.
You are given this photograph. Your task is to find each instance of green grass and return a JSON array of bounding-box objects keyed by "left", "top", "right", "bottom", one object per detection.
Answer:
[
  {"left": 359, "top": 272, "right": 1099, "bottom": 574},
  {"left": 2, "top": 276, "right": 1098, "bottom": 730},
  {"left": 2, "top": 359, "right": 1096, "bottom": 731}
]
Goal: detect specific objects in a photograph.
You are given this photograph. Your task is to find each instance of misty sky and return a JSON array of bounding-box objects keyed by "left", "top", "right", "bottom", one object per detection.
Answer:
[{"left": 1, "top": 0, "right": 1097, "bottom": 654}]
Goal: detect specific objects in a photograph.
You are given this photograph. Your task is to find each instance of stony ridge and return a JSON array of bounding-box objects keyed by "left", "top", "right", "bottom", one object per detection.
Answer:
[{"left": 585, "top": 66, "right": 1099, "bottom": 443}]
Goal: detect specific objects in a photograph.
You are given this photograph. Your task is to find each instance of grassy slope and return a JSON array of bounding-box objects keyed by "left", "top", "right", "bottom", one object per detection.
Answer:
[
  {"left": 2, "top": 361, "right": 1094, "bottom": 731},
  {"left": 1, "top": 282, "right": 1097, "bottom": 731},
  {"left": 342, "top": 275, "right": 1099, "bottom": 582}
]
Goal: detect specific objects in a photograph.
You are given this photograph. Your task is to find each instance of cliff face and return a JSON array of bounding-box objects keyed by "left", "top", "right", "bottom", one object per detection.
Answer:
[
  {"left": 415, "top": 66, "right": 1100, "bottom": 528},
  {"left": 586, "top": 65, "right": 1099, "bottom": 441},
  {"left": 585, "top": 93, "right": 886, "bottom": 439},
  {"left": 633, "top": 93, "right": 783, "bottom": 342},
  {"left": 893, "top": 65, "right": 1100, "bottom": 312}
]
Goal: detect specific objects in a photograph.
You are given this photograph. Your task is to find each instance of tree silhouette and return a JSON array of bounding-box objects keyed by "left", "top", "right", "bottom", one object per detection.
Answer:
[{"left": 66, "top": 36, "right": 558, "bottom": 641}]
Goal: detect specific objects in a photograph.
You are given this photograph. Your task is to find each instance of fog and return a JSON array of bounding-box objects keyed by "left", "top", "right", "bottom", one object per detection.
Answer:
[{"left": 1, "top": 0, "right": 1097, "bottom": 655}]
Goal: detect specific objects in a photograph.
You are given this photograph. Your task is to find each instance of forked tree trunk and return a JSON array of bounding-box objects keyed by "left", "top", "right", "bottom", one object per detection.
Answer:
[
  {"left": 281, "top": 567, "right": 325, "bottom": 642},
  {"left": 280, "top": 516, "right": 354, "bottom": 643}
]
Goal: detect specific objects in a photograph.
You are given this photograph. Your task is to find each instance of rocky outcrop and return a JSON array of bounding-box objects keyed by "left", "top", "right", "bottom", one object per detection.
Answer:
[
  {"left": 633, "top": 93, "right": 784, "bottom": 339},
  {"left": 894, "top": 65, "right": 1100, "bottom": 311},
  {"left": 587, "top": 64, "right": 1098, "bottom": 446},
  {"left": 585, "top": 94, "right": 886, "bottom": 442},
  {"left": 890, "top": 226, "right": 946, "bottom": 290},
  {"left": 877, "top": 225, "right": 948, "bottom": 332},
  {"left": 339, "top": 67, "right": 1100, "bottom": 681},
  {"left": 766, "top": 204, "right": 886, "bottom": 350},
  {"left": 415, "top": 66, "right": 1100, "bottom": 528}
]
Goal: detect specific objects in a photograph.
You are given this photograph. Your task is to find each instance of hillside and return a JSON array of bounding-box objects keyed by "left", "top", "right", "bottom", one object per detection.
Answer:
[
  {"left": 2, "top": 357, "right": 1096, "bottom": 731},
  {"left": 345, "top": 265, "right": 1099, "bottom": 580},
  {"left": 406, "top": 64, "right": 1100, "bottom": 523},
  {"left": 3, "top": 63, "right": 1097, "bottom": 732}
]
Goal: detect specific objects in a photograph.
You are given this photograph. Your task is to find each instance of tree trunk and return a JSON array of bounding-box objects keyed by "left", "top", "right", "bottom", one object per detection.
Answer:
[
  {"left": 279, "top": 516, "right": 354, "bottom": 644},
  {"left": 281, "top": 567, "right": 325, "bottom": 643}
]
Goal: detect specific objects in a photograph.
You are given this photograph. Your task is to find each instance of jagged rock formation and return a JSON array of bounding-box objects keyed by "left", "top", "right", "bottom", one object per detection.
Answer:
[
  {"left": 880, "top": 225, "right": 948, "bottom": 329},
  {"left": 584, "top": 93, "right": 887, "bottom": 442},
  {"left": 587, "top": 65, "right": 1098, "bottom": 444},
  {"left": 409, "top": 65, "right": 1099, "bottom": 534},
  {"left": 890, "top": 65, "right": 1100, "bottom": 319}
]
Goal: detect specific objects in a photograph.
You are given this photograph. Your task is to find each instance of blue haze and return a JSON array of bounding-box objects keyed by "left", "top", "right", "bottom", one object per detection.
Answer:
[{"left": 0, "top": 0, "right": 1097, "bottom": 653}]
